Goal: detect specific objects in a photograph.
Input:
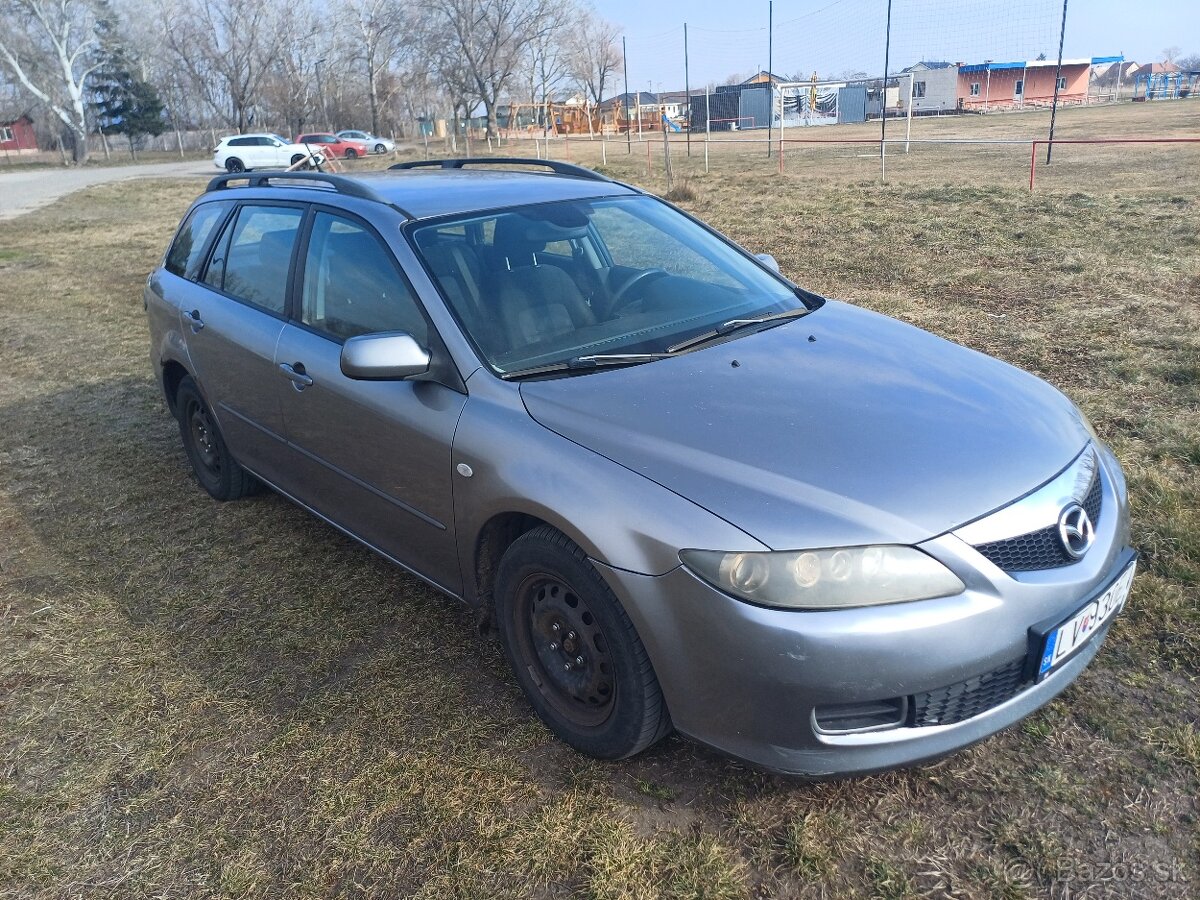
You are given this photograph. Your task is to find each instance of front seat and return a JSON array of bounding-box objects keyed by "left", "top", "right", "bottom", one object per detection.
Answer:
[{"left": 492, "top": 215, "right": 596, "bottom": 351}]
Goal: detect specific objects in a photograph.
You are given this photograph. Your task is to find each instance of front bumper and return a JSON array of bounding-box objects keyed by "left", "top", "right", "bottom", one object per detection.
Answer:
[{"left": 597, "top": 449, "right": 1134, "bottom": 777}]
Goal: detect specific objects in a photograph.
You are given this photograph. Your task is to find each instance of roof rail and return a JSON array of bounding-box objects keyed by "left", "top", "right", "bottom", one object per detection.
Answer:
[
  {"left": 205, "top": 170, "right": 392, "bottom": 205},
  {"left": 388, "top": 157, "right": 612, "bottom": 183}
]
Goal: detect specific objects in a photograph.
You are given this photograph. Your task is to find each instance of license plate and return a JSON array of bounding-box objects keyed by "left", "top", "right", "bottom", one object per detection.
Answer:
[{"left": 1037, "top": 562, "right": 1136, "bottom": 680}]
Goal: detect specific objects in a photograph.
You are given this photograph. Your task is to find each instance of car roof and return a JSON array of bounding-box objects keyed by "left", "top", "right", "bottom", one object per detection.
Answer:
[
  {"left": 361, "top": 170, "right": 636, "bottom": 219},
  {"left": 204, "top": 168, "right": 639, "bottom": 220}
]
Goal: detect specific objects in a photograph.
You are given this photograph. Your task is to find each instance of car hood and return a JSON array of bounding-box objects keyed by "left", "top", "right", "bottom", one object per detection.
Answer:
[{"left": 518, "top": 301, "right": 1090, "bottom": 549}]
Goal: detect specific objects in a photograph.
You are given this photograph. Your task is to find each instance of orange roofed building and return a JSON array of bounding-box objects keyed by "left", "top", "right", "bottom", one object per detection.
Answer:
[{"left": 957, "top": 56, "right": 1121, "bottom": 111}]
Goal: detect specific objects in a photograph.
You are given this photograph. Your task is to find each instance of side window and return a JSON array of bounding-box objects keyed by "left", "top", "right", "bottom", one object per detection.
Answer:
[
  {"left": 165, "top": 202, "right": 230, "bottom": 279},
  {"left": 202, "top": 205, "right": 303, "bottom": 314},
  {"left": 228, "top": 137, "right": 250, "bottom": 147},
  {"left": 300, "top": 212, "right": 427, "bottom": 342}
]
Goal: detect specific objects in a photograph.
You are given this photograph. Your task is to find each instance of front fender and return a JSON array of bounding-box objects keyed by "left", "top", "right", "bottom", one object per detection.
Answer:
[{"left": 452, "top": 377, "right": 767, "bottom": 601}]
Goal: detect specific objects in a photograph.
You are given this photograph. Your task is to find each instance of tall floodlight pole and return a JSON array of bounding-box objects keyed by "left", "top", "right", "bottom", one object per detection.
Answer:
[
  {"left": 880, "top": 0, "right": 893, "bottom": 180},
  {"left": 1046, "top": 0, "right": 1069, "bottom": 164},
  {"left": 684, "top": 23, "right": 691, "bottom": 156},
  {"left": 766, "top": 1, "right": 773, "bottom": 157},
  {"left": 623, "top": 36, "right": 631, "bottom": 154}
]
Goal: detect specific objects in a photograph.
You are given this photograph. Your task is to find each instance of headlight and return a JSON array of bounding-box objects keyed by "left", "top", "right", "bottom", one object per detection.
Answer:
[{"left": 679, "top": 546, "right": 965, "bottom": 610}]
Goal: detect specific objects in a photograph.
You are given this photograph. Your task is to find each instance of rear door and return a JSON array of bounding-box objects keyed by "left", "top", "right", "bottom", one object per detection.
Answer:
[
  {"left": 273, "top": 208, "right": 467, "bottom": 592},
  {"left": 184, "top": 201, "right": 305, "bottom": 482}
]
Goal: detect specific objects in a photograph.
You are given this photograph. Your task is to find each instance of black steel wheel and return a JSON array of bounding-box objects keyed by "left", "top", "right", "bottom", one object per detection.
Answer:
[
  {"left": 225, "top": 157, "right": 245, "bottom": 173},
  {"left": 344, "top": 148, "right": 358, "bottom": 159},
  {"left": 494, "top": 525, "right": 671, "bottom": 759},
  {"left": 175, "top": 376, "right": 260, "bottom": 501}
]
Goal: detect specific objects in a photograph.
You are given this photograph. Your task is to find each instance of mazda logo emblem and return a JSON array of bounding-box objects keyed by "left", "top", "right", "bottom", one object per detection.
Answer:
[{"left": 1058, "top": 503, "right": 1095, "bottom": 559}]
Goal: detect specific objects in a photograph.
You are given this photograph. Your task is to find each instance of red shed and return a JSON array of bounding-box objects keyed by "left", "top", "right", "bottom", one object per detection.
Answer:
[{"left": 1, "top": 113, "right": 38, "bottom": 152}]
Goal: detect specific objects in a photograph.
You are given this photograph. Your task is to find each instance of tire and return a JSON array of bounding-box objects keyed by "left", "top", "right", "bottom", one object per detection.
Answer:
[
  {"left": 344, "top": 148, "right": 358, "bottom": 159},
  {"left": 175, "top": 376, "right": 259, "bottom": 501},
  {"left": 225, "top": 157, "right": 245, "bottom": 173},
  {"left": 374, "top": 143, "right": 386, "bottom": 154},
  {"left": 290, "top": 153, "right": 306, "bottom": 166},
  {"left": 494, "top": 525, "right": 671, "bottom": 759}
]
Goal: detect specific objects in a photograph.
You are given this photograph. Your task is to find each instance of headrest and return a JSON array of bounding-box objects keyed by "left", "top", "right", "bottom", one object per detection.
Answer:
[
  {"left": 257, "top": 229, "right": 295, "bottom": 261},
  {"left": 493, "top": 213, "right": 587, "bottom": 256}
]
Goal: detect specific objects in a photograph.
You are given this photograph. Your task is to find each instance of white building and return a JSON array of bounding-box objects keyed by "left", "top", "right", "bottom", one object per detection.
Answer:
[{"left": 899, "top": 61, "right": 959, "bottom": 113}]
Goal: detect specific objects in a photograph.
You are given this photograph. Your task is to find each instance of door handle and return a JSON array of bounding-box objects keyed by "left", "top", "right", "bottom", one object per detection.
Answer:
[
  {"left": 279, "top": 362, "right": 314, "bottom": 389},
  {"left": 186, "top": 309, "right": 205, "bottom": 332}
]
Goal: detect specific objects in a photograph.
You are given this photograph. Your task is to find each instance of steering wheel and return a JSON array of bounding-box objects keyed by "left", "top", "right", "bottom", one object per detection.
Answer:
[{"left": 608, "top": 268, "right": 671, "bottom": 314}]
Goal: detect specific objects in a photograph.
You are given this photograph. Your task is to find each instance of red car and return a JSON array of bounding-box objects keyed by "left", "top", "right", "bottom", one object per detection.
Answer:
[{"left": 294, "top": 133, "right": 369, "bottom": 159}]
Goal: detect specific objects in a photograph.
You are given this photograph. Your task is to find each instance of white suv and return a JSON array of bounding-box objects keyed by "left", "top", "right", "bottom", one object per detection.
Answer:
[{"left": 212, "top": 134, "right": 323, "bottom": 173}]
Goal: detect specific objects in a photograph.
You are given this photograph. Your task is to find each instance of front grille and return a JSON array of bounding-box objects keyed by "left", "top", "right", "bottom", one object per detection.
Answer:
[
  {"left": 910, "top": 658, "right": 1029, "bottom": 727},
  {"left": 974, "top": 473, "right": 1103, "bottom": 572}
]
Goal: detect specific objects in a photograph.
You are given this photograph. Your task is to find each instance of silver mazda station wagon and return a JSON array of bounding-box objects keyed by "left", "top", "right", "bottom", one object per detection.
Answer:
[{"left": 145, "top": 159, "right": 1135, "bottom": 776}]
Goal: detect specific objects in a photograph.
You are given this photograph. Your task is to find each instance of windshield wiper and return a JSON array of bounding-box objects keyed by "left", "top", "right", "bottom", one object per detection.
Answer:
[
  {"left": 667, "top": 307, "right": 811, "bottom": 354},
  {"left": 500, "top": 352, "right": 674, "bottom": 380}
]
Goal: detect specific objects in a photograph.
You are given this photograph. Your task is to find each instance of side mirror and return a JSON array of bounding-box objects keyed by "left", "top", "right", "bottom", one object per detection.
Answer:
[
  {"left": 340, "top": 332, "right": 430, "bottom": 380},
  {"left": 756, "top": 253, "right": 781, "bottom": 273}
]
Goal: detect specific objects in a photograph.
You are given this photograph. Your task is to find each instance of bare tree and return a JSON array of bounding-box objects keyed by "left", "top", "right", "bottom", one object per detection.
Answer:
[
  {"left": 343, "top": 0, "right": 413, "bottom": 135},
  {"left": 423, "top": 0, "right": 558, "bottom": 138},
  {"left": 567, "top": 5, "right": 619, "bottom": 107},
  {"left": 160, "top": 0, "right": 291, "bottom": 132},
  {"left": 1162, "top": 46, "right": 1181, "bottom": 64},
  {"left": 525, "top": 7, "right": 570, "bottom": 128},
  {"left": 0, "top": 0, "right": 105, "bottom": 162}
]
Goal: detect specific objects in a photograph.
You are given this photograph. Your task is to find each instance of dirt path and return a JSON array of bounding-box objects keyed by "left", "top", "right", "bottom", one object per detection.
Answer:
[{"left": 0, "top": 159, "right": 212, "bottom": 221}]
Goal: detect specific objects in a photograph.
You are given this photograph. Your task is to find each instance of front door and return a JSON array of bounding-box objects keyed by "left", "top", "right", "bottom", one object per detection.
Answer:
[
  {"left": 274, "top": 209, "right": 467, "bottom": 592},
  {"left": 184, "top": 202, "right": 305, "bottom": 482}
]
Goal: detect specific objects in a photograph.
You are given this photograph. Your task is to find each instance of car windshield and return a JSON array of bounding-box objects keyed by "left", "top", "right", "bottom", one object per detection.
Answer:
[
  {"left": 270, "top": 134, "right": 289, "bottom": 144},
  {"left": 410, "top": 195, "right": 807, "bottom": 375}
]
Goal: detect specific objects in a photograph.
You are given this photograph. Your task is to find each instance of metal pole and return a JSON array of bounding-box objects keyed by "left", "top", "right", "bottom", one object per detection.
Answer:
[
  {"left": 1046, "top": 0, "right": 1069, "bottom": 164},
  {"left": 766, "top": 1, "right": 773, "bottom": 157},
  {"left": 880, "top": 0, "right": 892, "bottom": 180},
  {"left": 623, "top": 37, "right": 631, "bottom": 154},
  {"left": 684, "top": 22, "right": 691, "bottom": 157}
]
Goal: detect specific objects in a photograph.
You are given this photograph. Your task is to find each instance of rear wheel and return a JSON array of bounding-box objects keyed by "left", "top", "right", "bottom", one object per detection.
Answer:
[
  {"left": 344, "top": 148, "right": 358, "bottom": 159},
  {"left": 175, "top": 376, "right": 259, "bottom": 501},
  {"left": 494, "top": 525, "right": 671, "bottom": 759},
  {"left": 225, "top": 157, "right": 245, "bottom": 173}
]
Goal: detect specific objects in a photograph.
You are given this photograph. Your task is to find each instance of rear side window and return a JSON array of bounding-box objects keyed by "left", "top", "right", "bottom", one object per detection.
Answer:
[
  {"left": 300, "top": 212, "right": 427, "bottom": 342},
  {"left": 228, "top": 137, "right": 252, "bottom": 147},
  {"left": 203, "top": 205, "right": 303, "bottom": 314},
  {"left": 165, "top": 202, "right": 230, "bottom": 279}
]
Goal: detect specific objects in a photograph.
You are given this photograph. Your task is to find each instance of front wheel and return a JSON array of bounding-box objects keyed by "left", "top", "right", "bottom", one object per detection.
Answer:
[
  {"left": 175, "top": 376, "right": 260, "bottom": 501},
  {"left": 494, "top": 525, "right": 671, "bottom": 759},
  {"left": 344, "top": 148, "right": 358, "bottom": 159},
  {"left": 374, "top": 143, "right": 387, "bottom": 154}
]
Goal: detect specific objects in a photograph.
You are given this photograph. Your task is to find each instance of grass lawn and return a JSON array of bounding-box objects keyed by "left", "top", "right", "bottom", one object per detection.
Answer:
[{"left": 0, "top": 101, "right": 1197, "bottom": 898}]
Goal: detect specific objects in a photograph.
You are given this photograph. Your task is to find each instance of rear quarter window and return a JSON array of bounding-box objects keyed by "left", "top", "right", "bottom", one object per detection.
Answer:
[{"left": 165, "top": 202, "right": 231, "bottom": 279}]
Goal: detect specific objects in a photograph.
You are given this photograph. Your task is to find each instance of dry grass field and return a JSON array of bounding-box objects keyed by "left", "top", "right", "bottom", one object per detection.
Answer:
[{"left": 0, "top": 101, "right": 1197, "bottom": 899}]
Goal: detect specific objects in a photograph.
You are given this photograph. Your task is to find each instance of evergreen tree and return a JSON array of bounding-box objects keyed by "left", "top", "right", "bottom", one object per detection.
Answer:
[{"left": 91, "top": 2, "right": 165, "bottom": 158}]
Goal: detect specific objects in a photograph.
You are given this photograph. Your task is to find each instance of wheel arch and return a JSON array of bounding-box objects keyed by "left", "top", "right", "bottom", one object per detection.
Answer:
[
  {"left": 472, "top": 511, "right": 557, "bottom": 608},
  {"left": 161, "top": 358, "right": 191, "bottom": 417}
]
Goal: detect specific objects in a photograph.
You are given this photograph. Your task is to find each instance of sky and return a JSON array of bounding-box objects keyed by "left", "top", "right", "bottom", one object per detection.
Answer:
[{"left": 595, "top": 0, "right": 1200, "bottom": 92}]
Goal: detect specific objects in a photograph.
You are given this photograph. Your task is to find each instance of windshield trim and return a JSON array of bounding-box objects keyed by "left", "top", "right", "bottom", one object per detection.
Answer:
[{"left": 402, "top": 193, "right": 824, "bottom": 380}]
